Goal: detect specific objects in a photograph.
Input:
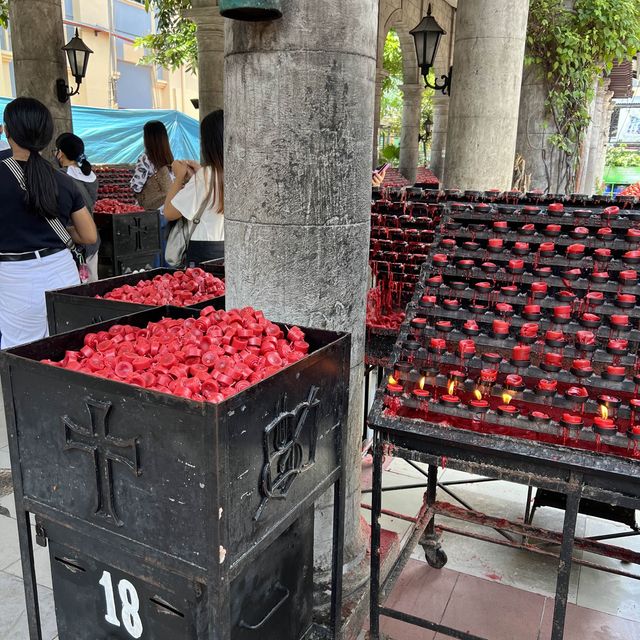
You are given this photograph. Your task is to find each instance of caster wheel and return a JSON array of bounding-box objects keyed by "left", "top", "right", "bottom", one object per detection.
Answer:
[{"left": 424, "top": 545, "right": 448, "bottom": 569}]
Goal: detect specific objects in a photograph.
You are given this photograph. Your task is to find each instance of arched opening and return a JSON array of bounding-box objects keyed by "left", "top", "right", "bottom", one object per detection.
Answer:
[{"left": 376, "top": 28, "right": 434, "bottom": 175}]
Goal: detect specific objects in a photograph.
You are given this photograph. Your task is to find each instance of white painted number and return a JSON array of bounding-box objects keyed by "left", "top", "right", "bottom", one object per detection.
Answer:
[
  {"left": 99, "top": 570, "right": 121, "bottom": 628},
  {"left": 99, "top": 571, "right": 143, "bottom": 638},
  {"left": 119, "top": 579, "right": 143, "bottom": 638}
]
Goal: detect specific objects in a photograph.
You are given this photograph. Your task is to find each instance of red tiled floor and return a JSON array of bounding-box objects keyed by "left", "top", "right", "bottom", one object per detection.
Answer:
[
  {"left": 538, "top": 599, "right": 640, "bottom": 640},
  {"left": 378, "top": 559, "right": 458, "bottom": 640},
  {"left": 434, "top": 573, "right": 546, "bottom": 640}
]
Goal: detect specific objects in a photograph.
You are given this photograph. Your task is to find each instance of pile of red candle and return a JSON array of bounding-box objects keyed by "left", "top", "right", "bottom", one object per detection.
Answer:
[
  {"left": 98, "top": 268, "right": 225, "bottom": 307},
  {"left": 41, "top": 307, "right": 309, "bottom": 402},
  {"left": 94, "top": 198, "right": 145, "bottom": 214}
]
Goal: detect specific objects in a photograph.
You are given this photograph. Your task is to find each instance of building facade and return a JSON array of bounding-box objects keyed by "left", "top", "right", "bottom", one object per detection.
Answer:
[{"left": 0, "top": 0, "right": 199, "bottom": 117}]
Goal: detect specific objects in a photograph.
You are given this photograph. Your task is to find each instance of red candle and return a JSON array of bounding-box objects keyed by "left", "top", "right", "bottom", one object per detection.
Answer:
[
  {"left": 546, "top": 224, "right": 562, "bottom": 234},
  {"left": 606, "top": 365, "right": 626, "bottom": 377},
  {"left": 427, "top": 275, "right": 444, "bottom": 286},
  {"left": 508, "top": 259, "right": 524, "bottom": 271},
  {"left": 470, "top": 399, "right": 489, "bottom": 410},
  {"left": 512, "top": 345, "right": 531, "bottom": 362},
  {"left": 567, "top": 244, "right": 585, "bottom": 255},
  {"left": 538, "top": 379, "right": 557, "bottom": 393},
  {"left": 576, "top": 331, "right": 595, "bottom": 347},
  {"left": 440, "top": 395, "right": 460, "bottom": 405},
  {"left": 619, "top": 270, "right": 638, "bottom": 283},
  {"left": 413, "top": 388, "right": 431, "bottom": 400},
  {"left": 498, "top": 404, "right": 519, "bottom": 416},
  {"left": 603, "top": 205, "right": 619, "bottom": 218},
  {"left": 544, "top": 352, "right": 563, "bottom": 367},
  {"left": 573, "top": 226, "right": 589, "bottom": 235},
  {"left": 492, "top": 319, "right": 510, "bottom": 335},
  {"left": 386, "top": 383, "right": 403, "bottom": 396},
  {"left": 562, "top": 413, "right": 583, "bottom": 426},
  {"left": 608, "top": 339, "right": 628, "bottom": 352},
  {"left": 482, "top": 261, "right": 498, "bottom": 271},
  {"left": 539, "top": 242, "right": 555, "bottom": 253},
  {"left": 458, "top": 339, "right": 476, "bottom": 357},
  {"left": 546, "top": 330, "right": 564, "bottom": 342},
  {"left": 595, "top": 248, "right": 612, "bottom": 259},
  {"left": 581, "top": 313, "right": 600, "bottom": 325},
  {"left": 420, "top": 294, "right": 437, "bottom": 306},
  {"left": 530, "top": 411, "right": 550, "bottom": 422},
  {"left": 495, "top": 303, "right": 514, "bottom": 315},
  {"left": 480, "top": 369, "right": 498, "bottom": 383},
  {"left": 593, "top": 417, "right": 616, "bottom": 432},
  {"left": 457, "top": 259, "right": 475, "bottom": 269},
  {"left": 548, "top": 203, "right": 564, "bottom": 213},
  {"left": 436, "top": 320, "right": 453, "bottom": 332},
  {"left": 522, "top": 224, "right": 535, "bottom": 233},
  {"left": 585, "top": 292, "right": 603, "bottom": 306},
  {"left": 514, "top": 241, "right": 530, "bottom": 251},
  {"left": 591, "top": 271, "right": 609, "bottom": 281},
  {"left": 501, "top": 285, "right": 518, "bottom": 295},
  {"left": 627, "top": 228, "right": 640, "bottom": 239},
  {"left": 553, "top": 305, "right": 572, "bottom": 320},
  {"left": 611, "top": 314, "right": 630, "bottom": 327},
  {"left": 464, "top": 320, "right": 479, "bottom": 332},
  {"left": 524, "top": 304, "right": 541, "bottom": 315},
  {"left": 617, "top": 294, "right": 636, "bottom": 306},
  {"left": 493, "top": 221, "right": 508, "bottom": 230},
  {"left": 572, "top": 359, "right": 593, "bottom": 372},
  {"left": 429, "top": 337, "right": 447, "bottom": 351},
  {"left": 520, "top": 323, "right": 539, "bottom": 338},
  {"left": 433, "top": 254, "right": 448, "bottom": 265},
  {"left": 523, "top": 205, "right": 540, "bottom": 213},
  {"left": 597, "top": 227, "right": 613, "bottom": 237},
  {"left": 531, "top": 282, "right": 547, "bottom": 295},
  {"left": 488, "top": 238, "right": 504, "bottom": 249}
]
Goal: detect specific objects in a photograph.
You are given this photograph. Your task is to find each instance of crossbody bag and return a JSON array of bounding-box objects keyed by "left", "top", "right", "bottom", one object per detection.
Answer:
[{"left": 4, "top": 157, "right": 90, "bottom": 282}]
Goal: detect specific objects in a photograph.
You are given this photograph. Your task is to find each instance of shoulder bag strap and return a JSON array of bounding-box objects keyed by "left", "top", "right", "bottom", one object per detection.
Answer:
[
  {"left": 4, "top": 157, "right": 78, "bottom": 253},
  {"left": 182, "top": 175, "right": 211, "bottom": 247}
]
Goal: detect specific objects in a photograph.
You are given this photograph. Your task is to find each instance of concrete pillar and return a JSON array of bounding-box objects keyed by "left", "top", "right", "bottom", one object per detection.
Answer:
[
  {"left": 372, "top": 68, "right": 388, "bottom": 167},
  {"left": 8, "top": 0, "right": 72, "bottom": 153},
  {"left": 225, "top": 0, "right": 376, "bottom": 597},
  {"left": 594, "top": 90, "right": 615, "bottom": 190},
  {"left": 399, "top": 83, "right": 423, "bottom": 184},
  {"left": 187, "top": 0, "right": 225, "bottom": 119},
  {"left": 444, "top": 0, "right": 530, "bottom": 191},
  {"left": 430, "top": 94, "right": 449, "bottom": 182},
  {"left": 583, "top": 82, "right": 613, "bottom": 194}
]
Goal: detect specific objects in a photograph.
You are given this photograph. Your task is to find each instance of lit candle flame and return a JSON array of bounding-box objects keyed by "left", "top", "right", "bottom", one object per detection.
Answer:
[
  {"left": 599, "top": 404, "right": 609, "bottom": 420},
  {"left": 419, "top": 376, "right": 426, "bottom": 391},
  {"left": 474, "top": 389, "right": 483, "bottom": 401},
  {"left": 502, "top": 392, "right": 513, "bottom": 405},
  {"left": 388, "top": 375, "right": 398, "bottom": 386},
  {"left": 448, "top": 380, "right": 456, "bottom": 396}
]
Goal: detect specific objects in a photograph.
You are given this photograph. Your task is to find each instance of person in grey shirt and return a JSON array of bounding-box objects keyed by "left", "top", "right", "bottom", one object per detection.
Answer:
[{"left": 55, "top": 133, "right": 100, "bottom": 281}]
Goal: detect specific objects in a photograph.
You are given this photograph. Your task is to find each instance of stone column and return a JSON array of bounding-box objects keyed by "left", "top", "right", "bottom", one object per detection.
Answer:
[
  {"left": 594, "top": 90, "right": 615, "bottom": 190},
  {"left": 8, "top": 0, "right": 72, "bottom": 152},
  {"left": 372, "top": 68, "right": 388, "bottom": 167},
  {"left": 444, "top": 0, "right": 530, "bottom": 191},
  {"left": 225, "top": 0, "right": 376, "bottom": 597},
  {"left": 187, "top": 0, "right": 225, "bottom": 119},
  {"left": 399, "top": 83, "right": 423, "bottom": 184},
  {"left": 583, "top": 82, "right": 612, "bottom": 194},
  {"left": 430, "top": 94, "right": 449, "bottom": 182}
]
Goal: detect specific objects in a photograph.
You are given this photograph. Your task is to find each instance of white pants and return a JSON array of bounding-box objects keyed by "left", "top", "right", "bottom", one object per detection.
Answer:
[{"left": 0, "top": 249, "right": 80, "bottom": 349}]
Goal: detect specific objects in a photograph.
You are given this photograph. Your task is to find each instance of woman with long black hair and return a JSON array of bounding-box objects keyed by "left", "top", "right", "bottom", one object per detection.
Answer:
[
  {"left": 164, "top": 110, "right": 224, "bottom": 264},
  {"left": 0, "top": 97, "right": 97, "bottom": 348},
  {"left": 56, "top": 132, "right": 100, "bottom": 282}
]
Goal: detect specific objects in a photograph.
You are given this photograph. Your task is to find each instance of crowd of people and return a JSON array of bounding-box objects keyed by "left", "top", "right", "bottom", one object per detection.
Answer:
[{"left": 0, "top": 96, "right": 225, "bottom": 350}]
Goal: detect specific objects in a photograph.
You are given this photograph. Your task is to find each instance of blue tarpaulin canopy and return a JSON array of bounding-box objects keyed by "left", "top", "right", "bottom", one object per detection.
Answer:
[{"left": 0, "top": 97, "right": 200, "bottom": 165}]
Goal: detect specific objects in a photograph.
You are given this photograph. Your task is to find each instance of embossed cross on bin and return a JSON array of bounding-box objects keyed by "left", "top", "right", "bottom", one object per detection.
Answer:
[
  {"left": 127, "top": 216, "right": 149, "bottom": 251},
  {"left": 63, "top": 398, "right": 140, "bottom": 526}
]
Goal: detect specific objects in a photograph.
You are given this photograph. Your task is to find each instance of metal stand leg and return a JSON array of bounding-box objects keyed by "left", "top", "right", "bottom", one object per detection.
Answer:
[
  {"left": 16, "top": 510, "right": 42, "bottom": 640},
  {"left": 369, "top": 432, "right": 384, "bottom": 639},
  {"left": 363, "top": 366, "right": 371, "bottom": 443},
  {"left": 419, "top": 465, "right": 447, "bottom": 569},
  {"left": 551, "top": 480, "right": 582, "bottom": 640},
  {"left": 330, "top": 474, "right": 345, "bottom": 640}
]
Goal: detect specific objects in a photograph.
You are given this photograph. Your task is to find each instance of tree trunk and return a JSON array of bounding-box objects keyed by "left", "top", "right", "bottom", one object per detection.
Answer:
[{"left": 9, "top": 0, "right": 72, "bottom": 154}]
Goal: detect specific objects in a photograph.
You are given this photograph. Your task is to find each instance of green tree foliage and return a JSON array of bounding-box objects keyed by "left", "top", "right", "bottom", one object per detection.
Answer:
[
  {"left": 0, "top": 0, "right": 7, "bottom": 28},
  {"left": 380, "top": 29, "right": 433, "bottom": 164},
  {"left": 137, "top": 0, "right": 197, "bottom": 72},
  {"left": 606, "top": 145, "right": 640, "bottom": 168},
  {"left": 526, "top": 0, "right": 640, "bottom": 191}
]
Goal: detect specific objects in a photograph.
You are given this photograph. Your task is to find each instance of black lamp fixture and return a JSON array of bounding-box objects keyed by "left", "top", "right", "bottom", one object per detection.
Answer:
[
  {"left": 57, "top": 29, "right": 93, "bottom": 103},
  {"left": 410, "top": 4, "right": 452, "bottom": 96}
]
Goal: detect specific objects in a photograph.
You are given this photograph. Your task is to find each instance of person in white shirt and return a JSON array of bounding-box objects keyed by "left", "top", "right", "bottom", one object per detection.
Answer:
[{"left": 163, "top": 110, "right": 224, "bottom": 264}]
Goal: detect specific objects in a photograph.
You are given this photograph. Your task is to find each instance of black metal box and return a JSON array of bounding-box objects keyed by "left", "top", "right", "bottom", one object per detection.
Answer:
[
  {"left": 46, "top": 266, "right": 226, "bottom": 335},
  {"left": 44, "top": 509, "right": 314, "bottom": 639},
  {"left": 2, "top": 306, "right": 348, "bottom": 639},
  {"left": 96, "top": 210, "right": 162, "bottom": 278}
]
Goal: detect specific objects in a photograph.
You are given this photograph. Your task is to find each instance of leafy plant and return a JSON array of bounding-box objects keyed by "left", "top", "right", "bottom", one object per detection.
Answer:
[
  {"left": 526, "top": 0, "right": 640, "bottom": 192},
  {"left": 380, "top": 144, "right": 400, "bottom": 163},
  {"left": 0, "top": 0, "right": 7, "bottom": 28},
  {"left": 138, "top": 0, "right": 197, "bottom": 71},
  {"left": 605, "top": 144, "right": 640, "bottom": 168}
]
